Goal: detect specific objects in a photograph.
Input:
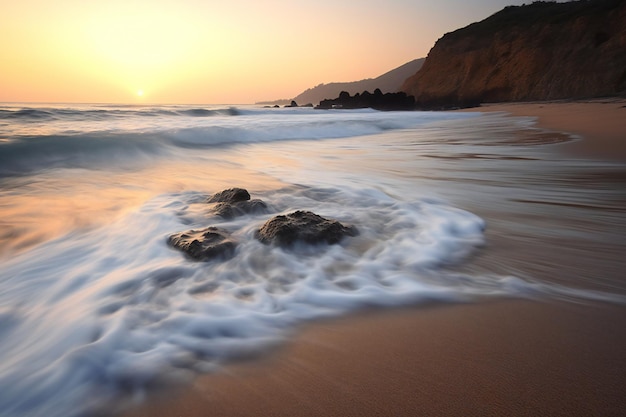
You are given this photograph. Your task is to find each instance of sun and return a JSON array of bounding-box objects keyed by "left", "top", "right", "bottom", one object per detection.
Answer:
[{"left": 136, "top": 89, "right": 144, "bottom": 97}]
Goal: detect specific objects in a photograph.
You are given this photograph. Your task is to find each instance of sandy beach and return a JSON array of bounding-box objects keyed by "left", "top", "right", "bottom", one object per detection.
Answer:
[{"left": 120, "top": 100, "right": 626, "bottom": 417}]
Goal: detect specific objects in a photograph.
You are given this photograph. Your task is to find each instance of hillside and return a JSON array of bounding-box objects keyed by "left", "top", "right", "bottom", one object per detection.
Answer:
[
  {"left": 402, "top": 0, "right": 626, "bottom": 108},
  {"left": 257, "top": 59, "right": 424, "bottom": 106}
]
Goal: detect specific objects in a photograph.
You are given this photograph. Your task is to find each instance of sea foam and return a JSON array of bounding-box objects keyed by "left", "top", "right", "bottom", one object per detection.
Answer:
[
  {"left": 0, "top": 185, "right": 488, "bottom": 416},
  {"left": 1, "top": 184, "right": 623, "bottom": 417}
]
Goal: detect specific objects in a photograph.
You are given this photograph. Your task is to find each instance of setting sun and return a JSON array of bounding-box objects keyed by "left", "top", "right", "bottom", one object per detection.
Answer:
[{"left": 137, "top": 90, "right": 144, "bottom": 97}]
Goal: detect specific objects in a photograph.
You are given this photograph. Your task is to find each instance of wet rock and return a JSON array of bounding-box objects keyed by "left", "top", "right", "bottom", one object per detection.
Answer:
[
  {"left": 212, "top": 199, "right": 269, "bottom": 219},
  {"left": 255, "top": 210, "right": 358, "bottom": 247},
  {"left": 207, "top": 188, "right": 269, "bottom": 219},
  {"left": 168, "top": 227, "right": 236, "bottom": 261},
  {"left": 207, "top": 188, "right": 251, "bottom": 204}
]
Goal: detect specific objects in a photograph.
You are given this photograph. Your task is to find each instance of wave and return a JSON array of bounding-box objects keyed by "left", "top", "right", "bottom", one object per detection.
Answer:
[
  {"left": 0, "top": 107, "right": 480, "bottom": 177},
  {"left": 0, "top": 133, "right": 164, "bottom": 178},
  {"left": 0, "top": 106, "right": 242, "bottom": 122}
]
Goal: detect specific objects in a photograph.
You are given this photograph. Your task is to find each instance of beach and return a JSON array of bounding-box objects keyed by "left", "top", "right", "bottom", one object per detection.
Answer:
[{"left": 119, "top": 100, "right": 626, "bottom": 417}]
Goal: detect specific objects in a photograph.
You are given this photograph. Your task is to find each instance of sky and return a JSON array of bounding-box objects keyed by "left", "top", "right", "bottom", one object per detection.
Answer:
[{"left": 1, "top": 0, "right": 545, "bottom": 104}]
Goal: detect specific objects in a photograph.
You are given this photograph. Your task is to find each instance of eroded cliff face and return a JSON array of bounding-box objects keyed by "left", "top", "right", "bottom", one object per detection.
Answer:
[{"left": 402, "top": 0, "right": 626, "bottom": 107}]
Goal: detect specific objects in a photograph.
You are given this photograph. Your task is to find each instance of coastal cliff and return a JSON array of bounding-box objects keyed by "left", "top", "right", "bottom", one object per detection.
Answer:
[{"left": 402, "top": 0, "right": 626, "bottom": 108}]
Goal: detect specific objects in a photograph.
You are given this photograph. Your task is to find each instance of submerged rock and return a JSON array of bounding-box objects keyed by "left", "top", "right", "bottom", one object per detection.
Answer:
[
  {"left": 168, "top": 227, "right": 236, "bottom": 261},
  {"left": 255, "top": 210, "right": 358, "bottom": 247},
  {"left": 211, "top": 199, "right": 269, "bottom": 219},
  {"left": 207, "top": 188, "right": 269, "bottom": 219}
]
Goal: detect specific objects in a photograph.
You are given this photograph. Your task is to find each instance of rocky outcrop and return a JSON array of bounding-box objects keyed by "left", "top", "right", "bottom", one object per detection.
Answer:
[
  {"left": 207, "top": 188, "right": 251, "bottom": 204},
  {"left": 168, "top": 189, "right": 358, "bottom": 261},
  {"left": 207, "top": 188, "right": 269, "bottom": 219},
  {"left": 316, "top": 89, "right": 415, "bottom": 111},
  {"left": 168, "top": 227, "right": 237, "bottom": 261},
  {"left": 402, "top": 0, "right": 626, "bottom": 108},
  {"left": 255, "top": 211, "right": 358, "bottom": 247}
]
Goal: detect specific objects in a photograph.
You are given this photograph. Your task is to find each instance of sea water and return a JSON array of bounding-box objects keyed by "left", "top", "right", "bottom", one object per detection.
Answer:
[{"left": 0, "top": 104, "right": 624, "bottom": 416}]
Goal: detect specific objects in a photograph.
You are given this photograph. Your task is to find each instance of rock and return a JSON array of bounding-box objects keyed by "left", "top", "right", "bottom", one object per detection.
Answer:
[
  {"left": 207, "top": 188, "right": 251, "bottom": 204},
  {"left": 315, "top": 90, "right": 415, "bottom": 111},
  {"left": 168, "top": 227, "right": 236, "bottom": 261},
  {"left": 207, "top": 188, "right": 269, "bottom": 219},
  {"left": 211, "top": 199, "right": 269, "bottom": 219},
  {"left": 285, "top": 100, "right": 299, "bottom": 108},
  {"left": 290, "top": 58, "right": 424, "bottom": 106},
  {"left": 255, "top": 210, "right": 358, "bottom": 247},
  {"left": 402, "top": 0, "right": 626, "bottom": 108}
]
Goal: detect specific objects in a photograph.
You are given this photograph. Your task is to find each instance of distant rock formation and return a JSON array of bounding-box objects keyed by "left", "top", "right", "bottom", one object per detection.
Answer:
[
  {"left": 294, "top": 59, "right": 424, "bottom": 106},
  {"left": 402, "top": 0, "right": 626, "bottom": 108},
  {"left": 257, "top": 59, "right": 424, "bottom": 107},
  {"left": 316, "top": 89, "right": 415, "bottom": 111}
]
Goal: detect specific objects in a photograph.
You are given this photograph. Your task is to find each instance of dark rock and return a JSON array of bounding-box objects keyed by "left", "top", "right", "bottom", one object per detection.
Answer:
[
  {"left": 207, "top": 188, "right": 250, "bottom": 204},
  {"left": 255, "top": 210, "right": 358, "bottom": 247},
  {"left": 316, "top": 90, "right": 415, "bottom": 111},
  {"left": 285, "top": 100, "right": 299, "bottom": 108},
  {"left": 168, "top": 227, "right": 236, "bottom": 261},
  {"left": 206, "top": 188, "right": 269, "bottom": 219},
  {"left": 241, "top": 199, "right": 269, "bottom": 214},
  {"left": 211, "top": 199, "right": 269, "bottom": 219},
  {"left": 290, "top": 58, "right": 424, "bottom": 106}
]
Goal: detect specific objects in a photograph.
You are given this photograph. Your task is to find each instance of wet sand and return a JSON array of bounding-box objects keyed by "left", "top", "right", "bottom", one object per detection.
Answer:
[
  {"left": 121, "top": 301, "right": 626, "bottom": 417},
  {"left": 121, "top": 101, "right": 626, "bottom": 417},
  {"left": 466, "top": 99, "right": 626, "bottom": 161}
]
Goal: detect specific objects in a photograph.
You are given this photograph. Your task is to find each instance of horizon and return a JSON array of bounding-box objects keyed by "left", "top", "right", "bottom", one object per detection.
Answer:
[{"left": 2, "top": 0, "right": 563, "bottom": 105}]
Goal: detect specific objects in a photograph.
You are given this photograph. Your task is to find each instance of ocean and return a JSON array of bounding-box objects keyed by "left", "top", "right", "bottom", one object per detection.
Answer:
[{"left": 0, "top": 103, "right": 624, "bottom": 416}]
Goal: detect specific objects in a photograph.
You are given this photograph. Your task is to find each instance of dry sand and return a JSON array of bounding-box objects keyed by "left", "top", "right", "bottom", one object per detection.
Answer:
[{"left": 121, "top": 100, "right": 626, "bottom": 417}]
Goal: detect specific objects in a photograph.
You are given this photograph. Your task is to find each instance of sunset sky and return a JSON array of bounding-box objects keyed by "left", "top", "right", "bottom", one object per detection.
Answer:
[{"left": 2, "top": 0, "right": 543, "bottom": 104}]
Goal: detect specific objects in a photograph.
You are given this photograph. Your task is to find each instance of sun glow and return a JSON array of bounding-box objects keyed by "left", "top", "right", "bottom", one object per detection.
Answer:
[
  {"left": 0, "top": 0, "right": 456, "bottom": 104},
  {"left": 137, "top": 90, "right": 144, "bottom": 97}
]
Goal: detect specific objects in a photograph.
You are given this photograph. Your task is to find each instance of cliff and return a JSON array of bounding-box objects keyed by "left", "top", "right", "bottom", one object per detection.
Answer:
[
  {"left": 290, "top": 58, "right": 424, "bottom": 106},
  {"left": 402, "top": 0, "right": 626, "bottom": 108}
]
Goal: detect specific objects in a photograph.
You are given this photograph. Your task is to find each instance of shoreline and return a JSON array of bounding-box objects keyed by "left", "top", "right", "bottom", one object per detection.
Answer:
[{"left": 120, "top": 100, "right": 626, "bottom": 417}]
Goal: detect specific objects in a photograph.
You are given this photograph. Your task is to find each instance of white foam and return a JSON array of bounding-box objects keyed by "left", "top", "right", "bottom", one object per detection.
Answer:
[{"left": 1, "top": 185, "right": 623, "bottom": 416}]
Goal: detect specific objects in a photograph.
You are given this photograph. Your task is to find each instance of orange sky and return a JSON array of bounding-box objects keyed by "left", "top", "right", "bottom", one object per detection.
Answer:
[{"left": 1, "top": 0, "right": 536, "bottom": 104}]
